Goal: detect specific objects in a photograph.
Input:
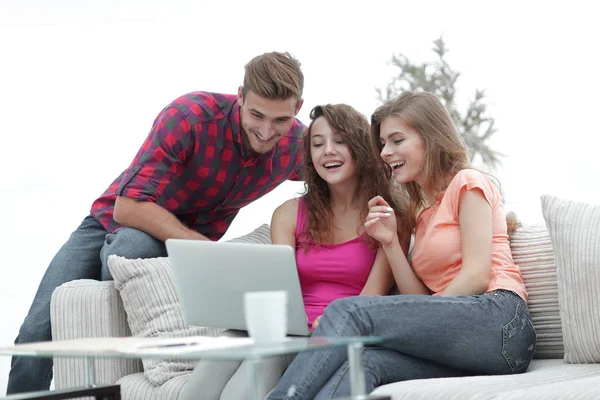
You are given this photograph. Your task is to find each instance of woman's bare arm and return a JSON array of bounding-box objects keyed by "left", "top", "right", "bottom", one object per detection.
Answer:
[{"left": 440, "top": 189, "right": 492, "bottom": 296}]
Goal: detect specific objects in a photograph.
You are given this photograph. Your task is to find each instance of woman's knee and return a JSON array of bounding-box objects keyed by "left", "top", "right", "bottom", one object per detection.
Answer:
[
  {"left": 323, "top": 297, "right": 359, "bottom": 319},
  {"left": 320, "top": 296, "right": 363, "bottom": 328}
]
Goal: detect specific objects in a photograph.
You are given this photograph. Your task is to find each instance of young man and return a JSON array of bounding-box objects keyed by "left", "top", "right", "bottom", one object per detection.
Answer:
[{"left": 7, "top": 51, "right": 306, "bottom": 394}]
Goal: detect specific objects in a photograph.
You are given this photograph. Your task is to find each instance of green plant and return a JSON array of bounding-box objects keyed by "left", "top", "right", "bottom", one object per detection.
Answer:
[{"left": 376, "top": 37, "right": 502, "bottom": 169}]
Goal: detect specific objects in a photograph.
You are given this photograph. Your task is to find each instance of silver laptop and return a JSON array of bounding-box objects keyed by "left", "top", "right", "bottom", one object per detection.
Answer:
[{"left": 166, "top": 239, "right": 310, "bottom": 336}]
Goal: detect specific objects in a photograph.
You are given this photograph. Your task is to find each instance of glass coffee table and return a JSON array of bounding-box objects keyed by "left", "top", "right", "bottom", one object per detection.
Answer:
[{"left": 1, "top": 335, "right": 390, "bottom": 400}]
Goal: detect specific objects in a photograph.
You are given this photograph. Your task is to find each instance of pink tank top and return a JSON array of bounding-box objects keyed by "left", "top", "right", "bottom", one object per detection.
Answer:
[{"left": 295, "top": 197, "right": 377, "bottom": 329}]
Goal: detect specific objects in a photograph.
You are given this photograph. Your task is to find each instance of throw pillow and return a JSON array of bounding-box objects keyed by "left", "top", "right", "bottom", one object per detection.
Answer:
[
  {"left": 509, "top": 223, "right": 563, "bottom": 358},
  {"left": 541, "top": 195, "right": 600, "bottom": 363},
  {"left": 108, "top": 224, "right": 272, "bottom": 384}
]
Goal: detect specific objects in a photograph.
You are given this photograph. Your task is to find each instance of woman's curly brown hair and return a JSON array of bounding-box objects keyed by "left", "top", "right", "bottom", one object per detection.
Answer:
[{"left": 301, "top": 104, "right": 411, "bottom": 247}]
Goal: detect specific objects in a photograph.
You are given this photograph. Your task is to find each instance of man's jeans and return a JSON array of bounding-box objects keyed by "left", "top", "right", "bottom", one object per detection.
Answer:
[
  {"left": 267, "top": 290, "right": 536, "bottom": 400},
  {"left": 6, "top": 215, "right": 167, "bottom": 394}
]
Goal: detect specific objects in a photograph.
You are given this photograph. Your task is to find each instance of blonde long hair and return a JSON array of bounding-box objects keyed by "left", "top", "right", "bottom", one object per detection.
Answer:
[{"left": 371, "top": 91, "right": 470, "bottom": 229}]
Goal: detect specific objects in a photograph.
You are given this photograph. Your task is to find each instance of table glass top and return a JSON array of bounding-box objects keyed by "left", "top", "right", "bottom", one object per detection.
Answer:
[{"left": 0, "top": 335, "right": 382, "bottom": 361}]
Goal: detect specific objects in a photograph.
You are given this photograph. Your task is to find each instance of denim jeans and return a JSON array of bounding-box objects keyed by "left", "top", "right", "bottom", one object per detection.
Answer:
[
  {"left": 267, "top": 290, "right": 536, "bottom": 400},
  {"left": 7, "top": 215, "right": 167, "bottom": 394}
]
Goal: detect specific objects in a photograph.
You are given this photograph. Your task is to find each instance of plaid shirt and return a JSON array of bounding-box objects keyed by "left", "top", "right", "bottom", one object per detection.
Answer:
[{"left": 91, "top": 91, "right": 306, "bottom": 240}]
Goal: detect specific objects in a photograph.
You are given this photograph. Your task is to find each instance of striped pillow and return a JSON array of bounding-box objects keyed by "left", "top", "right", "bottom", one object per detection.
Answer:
[
  {"left": 510, "top": 224, "right": 563, "bottom": 359},
  {"left": 108, "top": 224, "right": 271, "bottom": 384},
  {"left": 541, "top": 195, "right": 600, "bottom": 363}
]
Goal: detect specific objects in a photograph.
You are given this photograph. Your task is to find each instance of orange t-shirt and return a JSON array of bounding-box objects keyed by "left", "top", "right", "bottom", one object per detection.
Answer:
[{"left": 411, "top": 169, "right": 527, "bottom": 301}]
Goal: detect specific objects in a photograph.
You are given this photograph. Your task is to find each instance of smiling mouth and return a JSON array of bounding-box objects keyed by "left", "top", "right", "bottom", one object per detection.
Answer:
[
  {"left": 323, "top": 162, "right": 343, "bottom": 170},
  {"left": 254, "top": 131, "right": 274, "bottom": 142},
  {"left": 389, "top": 161, "right": 405, "bottom": 171}
]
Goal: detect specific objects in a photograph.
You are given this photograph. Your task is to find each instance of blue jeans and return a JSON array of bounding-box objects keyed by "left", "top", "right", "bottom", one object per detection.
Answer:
[
  {"left": 267, "top": 290, "right": 536, "bottom": 400},
  {"left": 7, "top": 215, "right": 167, "bottom": 394}
]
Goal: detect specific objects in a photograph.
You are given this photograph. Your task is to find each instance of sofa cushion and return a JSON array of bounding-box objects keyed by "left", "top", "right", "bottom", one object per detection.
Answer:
[
  {"left": 51, "top": 280, "right": 143, "bottom": 389},
  {"left": 371, "top": 359, "right": 600, "bottom": 399},
  {"left": 108, "top": 224, "right": 271, "bottom": 385},
  {"left": 498, "top": 373, "right": 600, "bottom": 400},
  {"left": 541, "top": 195, "right": 600, "bottom": 363},
  {"left": 509, "top": 224, "right": 563, "bottom": 359}
]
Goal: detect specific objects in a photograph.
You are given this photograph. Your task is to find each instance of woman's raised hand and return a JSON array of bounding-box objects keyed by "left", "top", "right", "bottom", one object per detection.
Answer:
[{"left": 364, "top": 196, "right": 398, "bottom": 246}]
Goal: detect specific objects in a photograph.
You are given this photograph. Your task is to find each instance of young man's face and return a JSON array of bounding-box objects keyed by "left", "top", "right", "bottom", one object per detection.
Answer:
[{"left": 238, "top": 87, "right": 303, "bottom": 155}]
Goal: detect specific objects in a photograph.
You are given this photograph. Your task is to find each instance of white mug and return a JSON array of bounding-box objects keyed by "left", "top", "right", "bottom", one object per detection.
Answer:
[{"left": 243, "top": 291, "right": 288, "bottom": 345}]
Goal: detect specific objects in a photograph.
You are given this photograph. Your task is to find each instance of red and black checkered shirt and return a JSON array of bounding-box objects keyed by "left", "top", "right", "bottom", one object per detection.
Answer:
[{"left": 90, "top": 91, "right": 306, "bottom": 240}]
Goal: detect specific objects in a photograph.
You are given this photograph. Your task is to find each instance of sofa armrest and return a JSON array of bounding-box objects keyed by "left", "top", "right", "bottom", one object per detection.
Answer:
[{"left": 50, "top": 279, "right": 142, "bottom": 389}]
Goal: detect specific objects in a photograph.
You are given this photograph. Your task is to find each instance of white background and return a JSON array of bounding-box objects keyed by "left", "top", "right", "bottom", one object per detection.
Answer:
[{"left": 1, "top": 0, "right": 599, "bottom": 393}]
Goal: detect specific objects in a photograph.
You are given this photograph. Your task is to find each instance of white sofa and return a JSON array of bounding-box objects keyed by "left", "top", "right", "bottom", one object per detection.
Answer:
[{"left": 50, "top": 196, "right": 600, "bottom": 399}]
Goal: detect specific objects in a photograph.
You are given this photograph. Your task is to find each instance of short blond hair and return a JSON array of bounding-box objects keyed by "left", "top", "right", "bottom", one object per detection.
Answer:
[{"left": 243, "top": 52, "right": 303, "bottom": 102}]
